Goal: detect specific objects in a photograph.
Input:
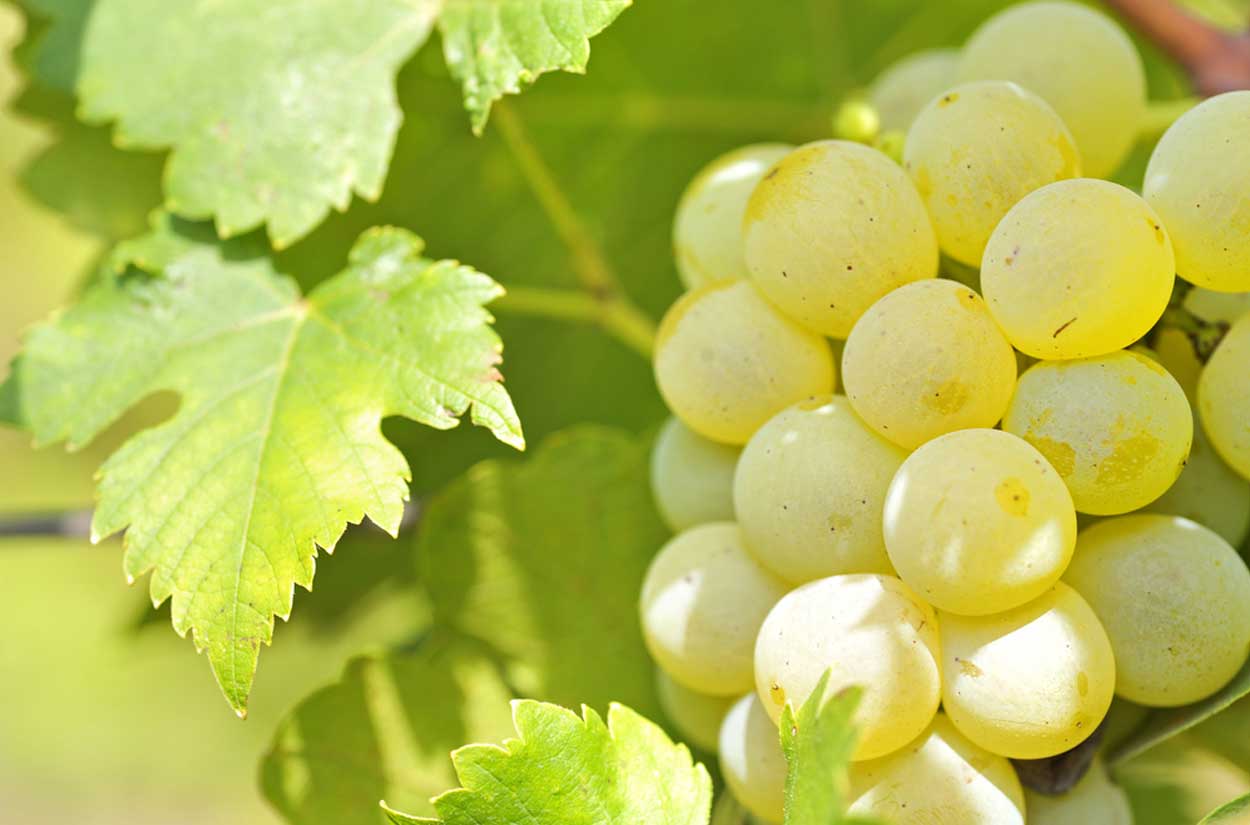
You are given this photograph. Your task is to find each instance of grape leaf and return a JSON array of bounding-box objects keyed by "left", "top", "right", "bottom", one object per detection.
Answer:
[
  {"left": 10, "top": 0, "right": 89, "bottom": 94},
  {"left": 1201, "top": 793, "right": 1250, "bottom": 824},
  {"left": 0, "top": 214, "right": 522, "bottom": 714}
]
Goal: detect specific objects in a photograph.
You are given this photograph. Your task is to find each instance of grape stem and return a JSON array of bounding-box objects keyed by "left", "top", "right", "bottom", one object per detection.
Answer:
[
  {"left": 493, "top": 286, "right": 657, "bottom": 359},
  {"left": 1102, "top": 0, "right": 1250, "bottom": 95}
]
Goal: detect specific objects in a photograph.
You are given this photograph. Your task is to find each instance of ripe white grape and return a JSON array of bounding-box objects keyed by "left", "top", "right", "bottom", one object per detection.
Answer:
[
  {"left": 960, "top": 1, "right": 1146, "bottom": 178},
  {"left": 1025, "top": 759, "right": 1133, "bottom": 825},
  {"left": 842, "top": 279, "right": 1017, "bottom": 449},
  {"left": 655, "top": 669, "right": 735, "bottom": 754},
  {"left": 1185, "top": 287, "right": 1250, "bottom": 325},
  {"left": 718, "top": 693, "right": 786, "bottom": 824},
  {"left": 869, "top": 48, "right": 960, "bottom": 132},
  {"left": 1144, "top": 91, "right": 1250, "bottom": 292},
  {"left": 883, "top": 429, "right": 1077, "bottom": 616},
  {"left": 1145, "top": 423, "right": 1250, "bottom": 548},
  {"left": 903, "top": 80, "right": 1080, "bottom": 266},
  {"left": 1002, "top": 351, "right": 1193, "bottom": 515},
  {"left": 981, "top": 179, "right": 1175, "bottom": 360},
  {"left": 640, "top": 523, "right": 787, "bottom": 696},
  {"left": 1065, "top": 515, "right": 1250, "bottom": 706},
  {"left": 734, "top": 396, "right": 904, "bottom": 584},
  {"left": 1199, "top": 313, "right": 1250, "bottom": 481},
  {"left": 650, "top": 416, "right": 740, "bottom": 532},
  {"left": 940, "top": 582, "right": 1116, "bottom": 759},
  {"left": 754, "top": 574, "right": 941, "bottom": 760},
  {"left": 742, "top": 140, "right": 938, "bottom": 338},
  {"left": 653, "top": 280, "right": 834, "bottom": 445},
  {"left": 673, "top": 144, "right": 794, "bottom": 289},
  {"left": 847, "top": 713, "right": 1026, "bottom": 825}
]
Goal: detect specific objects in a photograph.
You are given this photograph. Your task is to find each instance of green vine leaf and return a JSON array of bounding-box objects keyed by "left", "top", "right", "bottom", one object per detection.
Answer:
[
  {"left": 1200, "top": 791, "right": 1250, "bottom": 824},
  {"left": 0, "top": 214, "right": 522, "bottom": 714}
]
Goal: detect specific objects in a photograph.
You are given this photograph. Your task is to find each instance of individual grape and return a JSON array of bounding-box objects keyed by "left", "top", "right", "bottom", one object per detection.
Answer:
[
  {"left": 754, "top": 574, "right": 941, "bottom": 760},
  {"left": 1144, "top": 92, "right": 1250, "bottom": 292},
  {"left": 1185, "top": 287, "right": 1250, "bottom": 325},
  {"left": 940, "top": 582, "right": 1115, "bottom": 759},
  {"left": 1199, "top": 313, "right": 1250, "bottom": 480},
  {"left": 654, "top": 280, "right": 834, "bottom": 445},
  {"left": 832, "top": 98, "right": 880, "bottom": 144},
  {"left": 1025, "top": 759, "right": 1133, "bottom": 825},
  {"left": 869, "top": 48, "right": 960, "bottom": 132},
  {"left": 640, "top": 523, "right": 787, "bottom": 696},
  {"left": 1064, "top": 515, "right": 1250, "bottom": 706},
  {"left": 1002, "top": 351, "right": 1193, "bottom": 515},
  {"left": 718, "top": 693, "right": 786, "bottom": 824},
  {"left": 847, "top": 714, "right": 1025, "bottom": 825},
  {"left": 883, "top": 429, "right": 1077, "bottom": 616},
  {"left": 842, "top": 279, "right": 1017, "bottom": 449},
  {"left": 655, "top": 669, "right": 736, "bottom": 754},
  {"left": 903, "top": 81, "right": 1080, "bottom": 266},
  {"left": 673, "top": 144, "right": 794, "bottom": 289},
  {"left": 734, "top": 396, "right": 905, "bottom": 584},
  {"left": 981, "top": 179, "right": 1175, "bottom": 359},
  {"left": 742, "top": 140, "right": 938, "bottom": 338},
  {"left": 650, "top": 416, "right": 740, "bottom": 532},
  {"left": 1145, "top": 424, "right": 1250, "bottom": 548},
  {"left": 959, "top": 1, "right": 1146, "bottom": 178}
]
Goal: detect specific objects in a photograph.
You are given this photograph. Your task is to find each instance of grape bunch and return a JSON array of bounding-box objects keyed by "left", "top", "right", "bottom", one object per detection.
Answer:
[{"left": 638, "top": 3, "right": 1250, "bottom": 823}]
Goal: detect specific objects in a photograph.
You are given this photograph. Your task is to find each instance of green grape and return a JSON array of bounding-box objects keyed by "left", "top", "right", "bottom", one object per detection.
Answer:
[
  {"left": 1003, "top": 351, "right": 1193, "bottom": 515},
  {"left": 742, "top": 140, "right": 938, "bottom": 338},
  {"left": 847, "top": 713, "right": 1026, "bottom": 825},
  {"left": 718, "top": 693, "right": 786, "bottom": 824},
  {"left": 673, "top": 144, "right": 794, "bottom": 289},
  {"left": 655, "top": 669, "right": 736, "bottom": 754},
  {"left": 1065, "top": 514, "right": 1250, "bottom": 706},
  {"left": 640, "top": 523, "right": 787, "bottom": 696},
  {"left": 1025, "top": 759, "right": 1132, "bottom": 825},
  {"left": 959, "top": 1, "right": 1146, "bottom": 178},
  {"left": 734, "top": 396, "right": 905, "bottom": 584},
  {"left": 1185, "top": 287, "right": 1250, "bottom": 325},
  {"left": 842, "top": 279, "right": 1017, "bottom": 449},
  {"left": 869, "top": 48, "right": 960, "bottom": 132},
  {"left": 1144, "top": 92, "right": 1250, "bottom": 292},
  {"left": 654, "top": 280, "right": 834, "bottom": 445},
  {"left": 883, "top": 428, "right": 1076, "bottom": 616},
  {"left": 832, "top": 97, "right": 880, "bottom": 144},
  {"left": 940, "top": 583, "right": 1115, "bottom": 759},
  {"left": 1199, "top": 313, "right": 1250, "bottom": 480},
  {"left": 753, "top": 574, "right": 941, "bottom": 760},
  {"left": 650, "top": 416, "right": 740, "bottom": 532},
  {"left": 903, "top": 81, "right": 1080, "bottom": 266},
  {"left": 1145, "top": 423, "right": 1250, "bottom": 548},
  {"left": 982, "top": 179, "right": 1175, "bottom": 359}
]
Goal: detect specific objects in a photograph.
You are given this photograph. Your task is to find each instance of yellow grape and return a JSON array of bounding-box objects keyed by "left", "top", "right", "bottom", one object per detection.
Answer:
[
  {"left": 655, "top": 669, "right": 735, "bottom": 754},
  {"left": 903, "top": 80, "right": 1080, "bottom": 266},
  {"left": 1145, "top": 423, "right": 1250, "bottom": 548},
  {"left": 743, "top": 140, "right": 938, "bottom": 338},
  {"left": 718, "top": 693, "right": 786, "bottom": 824},
  {"left": 842, "top": 279, "right": 1017, "bottom": 449},
  {"left": 1065, "top": 515, "right": 1250, "bottom": 706},
  {"left": 1002, "top": 351, "right": 1192, "bottom": 515},
  {"left": 653, "top": 280, "right": 834, "bottom": 445},
  {"left": 981, "top": 179, "right": 1175, "bottom": 359},
  {"left": 883, "top": 428, "right": 1077, "bottom": 616},
  {"left": 1025, "top": 759, "right": 1132, "bottom": 825},
  {"left": 650, "top": 416, "right": 740, "bottom": 532},
  {"left": 869, "top": 48, "right": 960, "bottom": 132},
  {"left": 940, "top": 583, "right": 1115, "bottom": 759},
  {"left": 1199, "top": 313, "right": 1250, "bottom": 480}
]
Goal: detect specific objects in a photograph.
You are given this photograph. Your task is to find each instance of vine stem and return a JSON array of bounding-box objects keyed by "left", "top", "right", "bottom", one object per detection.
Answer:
[
  {"left": 494, "top": 286, "right": 656, "bottom": 359},
  {"left": 1103, "top": 0, "right": 1250, "bottom": 95}
]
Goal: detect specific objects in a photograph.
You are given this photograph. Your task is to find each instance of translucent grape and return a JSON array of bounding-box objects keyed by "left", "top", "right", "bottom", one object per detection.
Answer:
[
  {"left": 883, "top": 429, "right": 1077, "bottom": 616},
  {"left": 960, "top": 1, "right": 1146, "bottom": 178},
  {"left": 742, "top": 140, "right": 938, "bottom": 338},
  {"left": 1144, "top": 92, "right": 1250, "bottom": 292},
  {"left": 655, "top": 669, "right": 736, "bottom": 754},
  {"left": 1199, "top": 313, "right": 1250, "bottom": 480},
  {"left": 734, "top": 396, "right": 905, "bottom": 584},
  {"left": 754, "top": 574, "right": 941, "bottom": 760},
  {"left": 1064, "top": 515, "right": 1250, "bottom": 706},
  {"left": 650, "top": 416, "right": 740, "bottom": 532},
  {"left": 1002, "top": 351, "right": 1193, "bottom": 515},
  {"left": 718, "top": 693, "right": 786, "bottom": 824},
  {"left": 940, "top": 582, "right": 1115, "bottom": 759},
  {"left": 640, "top": 523, "right": 787, "bottom": 696},
  {"left": 848, "top": 714, "right": 1025, "bottom": 825},
  {"left": 654, "top": 280, "right": 834, "bottom": 445},
  {"left": 673, "top": 144, "right": 794, "bottom": 289},
  {"left": 1025, "top": 759, "right": 1132, "bottom": 825},
  {"left": 981, "top": 179, "right": 1175, "bottom": 360},
  {"left": 869, "top": 48, "right": 960, "bottom": 132},
  {"left": 903, "top": 81, "right": 1080, "bottom": 266},
  {"left": 1145, "top": 424, "right": 1250, "bottom": 548},
  {"left": 842, "top": 279, "right": 1017, "bottom": 449}
]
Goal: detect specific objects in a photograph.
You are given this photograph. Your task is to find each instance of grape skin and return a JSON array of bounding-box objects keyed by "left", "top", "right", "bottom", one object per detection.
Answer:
[
  {"left": 1065, "top": 515, "right": 1250, "bottom": 707},
  {"left": 654, "top": 669, "right": 736, "bottom": 754},
  {"left": 869, "top": 48, "right": 960, "bottom": 132},
  {"left": 650, "top": 416, "right": 740, "bottom": 532},
  {"left": 718, "top": 693, "right": 786, "bottom": 824},
  {"left": 1025, "top": 759, "right": 1132, "bottom": 825},
  {"left": 1199, "top": 313, "right": 1250, "bottom": 481}
]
